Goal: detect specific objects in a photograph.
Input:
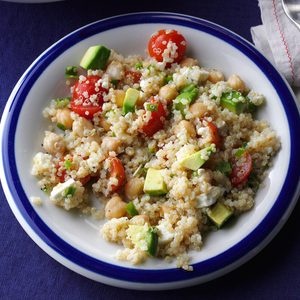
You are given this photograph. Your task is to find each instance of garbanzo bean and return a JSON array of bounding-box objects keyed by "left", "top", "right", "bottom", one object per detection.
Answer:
[
  {"left": 124, "top": 177, "right": 144, "bottom": 200},
  {"left": 113, "top": 90, "right": 126, "bottom": 107},
  {"left": 159, "top": 84, "right": 178, "bottom": 103},
  {"left": 43, "top": 131, "right": 66, "bottom": 155},
  {"left": 208, "top": 70, "right": 224, "bottom": 83},
  {"left": 227, "top": 74, "right": 246, "bottom": 92},
  {"left": 180, "top": 57, "right": 198, "bottom": 67},
  {"left": 56, "top": 108, "right": 73, "bottom": 129},
  {"left": 189, "top": 102, "right": 208, "bottom": 118},
  {"left": 72, "top": 117, "right": 93, "bottom": 137},
  {"left": 174, "top": 120, "right": 196, "bottom": 138},
  {"left": 99, "top": 117, "right": 111, "bottom": 131},
  {"left": 105, "top": 195, "right": 127, "bottom": 219}
]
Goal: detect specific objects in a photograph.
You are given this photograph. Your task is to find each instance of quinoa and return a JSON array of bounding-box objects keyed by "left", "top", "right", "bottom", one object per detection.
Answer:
[{"left": 31, "top": 29, "right": 280, "bottom": 270}]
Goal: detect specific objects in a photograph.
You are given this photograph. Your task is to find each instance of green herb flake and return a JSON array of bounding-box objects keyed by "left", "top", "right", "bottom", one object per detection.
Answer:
[
  {"left": 135, "top": 62, "right": 143, "bottom": 70},
  {"left": 41, "top": 186, "right": 51, "bottom": 195},
  {"left": 64, "top": 159, "right": 73, "bottom": 171},
  {"left": 216, "top": 161, "right": 232, "bottom": 176},
  {"left": 111, "top": 79, "right": 119, "bottom": 87},
  {"left": 145, "top": 103, "right": 158, "bottom": 112},
  {"left": 64, "top": 186, "right": 76, "bottom": 197},
  {"left": 65, "top": 66, "right": 78, "bottom": 78},
  {"left": 235, "top": 143, "right": 247, "bottom": 158},
  {"left": 57, "top": 123, "right": 66, "bottom": 131},
  {"left": 55, "top": 97, "right": 70, "bottom": 108},
  {"left": 164, "top": 74, "right": 173, "bottom": 84}
]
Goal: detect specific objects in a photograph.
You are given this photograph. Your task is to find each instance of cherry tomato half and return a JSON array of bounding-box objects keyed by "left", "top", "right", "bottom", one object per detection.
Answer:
[
  {"left": 71, "top": 75, "right": 108, "bottom": 120},
  {"left": 108, "top": 157, "right": 126, "bottom": 192},
  {"left": 140, "top": 97, "right": 167, "bottom": 137},
  {"left": 148, "top": 29, "right": 187, "bottom": 64},
  {"left": 230, "top": 151, "right": 253, "bottom": 187},
  {"left": 125, "top": 70, "right": 141, "bottom": 84},
  {"left": 206, "top": 121, "right": 222, "bottom": 149}
]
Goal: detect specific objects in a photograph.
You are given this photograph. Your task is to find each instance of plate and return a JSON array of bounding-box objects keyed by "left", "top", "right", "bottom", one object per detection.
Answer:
[{"left": 1, "top": 12, "right": 300, "bottom": 290}]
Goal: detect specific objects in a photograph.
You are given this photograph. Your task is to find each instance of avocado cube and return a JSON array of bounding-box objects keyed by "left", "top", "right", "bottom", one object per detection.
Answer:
[
  {"left": 122, "top": 88, "right": 140, "bottom": 115},
  {"left": 80, "top": 45, "right": 111, "bottom": 70},
  {"left": 144, "top": 168, "right": 167, "bottom": 196},
  {"left": 207, "top": 202, "right": 233, "bottom": 228},
  {"left": 180, "top": 145, "right": 216, "bottom": 171},
  {"left": 220, "top": 91, "right": 246, "bottom": 114}
]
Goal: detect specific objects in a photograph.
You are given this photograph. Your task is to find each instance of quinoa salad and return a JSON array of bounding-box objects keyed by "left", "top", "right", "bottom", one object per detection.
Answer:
[{"left": 31, "top": 29, "right": 280, "bottom": 270}]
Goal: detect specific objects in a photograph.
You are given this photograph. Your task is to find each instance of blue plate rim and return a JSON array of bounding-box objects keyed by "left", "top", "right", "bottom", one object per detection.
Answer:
[{"left": 1, "top": 12, "right": 300, "bottom": 284}]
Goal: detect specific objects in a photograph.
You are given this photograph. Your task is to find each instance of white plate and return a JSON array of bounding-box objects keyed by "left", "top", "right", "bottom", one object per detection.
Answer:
[{"left": 1, "top": 12, "right": 300, "bottom": 290}]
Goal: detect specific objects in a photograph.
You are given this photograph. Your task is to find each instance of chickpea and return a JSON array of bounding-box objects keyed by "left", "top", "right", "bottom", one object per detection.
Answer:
[
  {"left": 105, "top": 195, "right": 127, "bottom": 219},
  {"left": 101, "top": 137, "right": 121, "bottom": 154},
  {"left": 227, "top": 74, "right": 246, "bottom": 92},
  {"left": 113, "top": 90, "right": 126, "bottom": 107},
  {"left": 130, "top": 214, "right": 150, "bottom": 225},
  {"left": 159, "top": 84, "right": 178, "bottom": 103},
  {"left": 43, "top": 131, "right": 66, "bottom": 155},
  {"left": 56, "top": 108, "right": 73, "bottom": 129},
  {"left": 124, "top": 177, "right": 144, "bottom": 200},
  {"left": 99, "top": 117, "right": 111, "bottom": 131},
  {"left": 72, "top": 117, "right": 93, "bottom": 137},
  {"left": 174, "top": 120, "right": 196, "bottom": 138},
  {"left": 161, "top": 204, "right": 171, "bottom": 215},
  {"left": 180, "top": 57, "right": 198, "bottom": 67},
  {"left": 208, "top": 70, "right": 224, "bottom": 83},
  {"left": 189, "top": 102, "right": 208, "bottom": 118}
]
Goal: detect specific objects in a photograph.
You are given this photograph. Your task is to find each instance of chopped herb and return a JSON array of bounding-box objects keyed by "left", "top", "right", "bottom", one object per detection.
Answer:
[
  {"left": 126, "top": 202, "right": 139, "bottom": 217},
  {"left": 111, "top": 132, "right": 116, "bottom": 137},
  {"left": 135, "top": 62, "right": 143, "bottom": 70},
  {"left": 148, "top": 144, "right": 157, "bottom": 154},
  {"left": 216, "top": 161, "right": 232, "bottom": 176},
  {"left": 55, "top": 97, "right": 70, "bottom": 108},
  {"left": 111, "top": 79, "right": 119, "bottom": 87},
  {"left": 64, "top": 159, "right": 72, "bottom": 170},
  {"left": 57, "top": 123, "right": 66, "bottom": 131},
  {"left": 41, "top": 186, "right": 51, "bottom": 194},
  {"left": 235, "top": 143, "right": 247, "bottom": 158},
  {"left": 145, "top": 103, "right": 158, "bottom": 112},
  {"left": 64, "top": 186, "right": 76, "bottom": 197},
  {"left": 192, "top": 171, "right": 198, "bottom": 177},
  {"left": 65, "top": 66, "right": 78, "bottom": 78},
  {"left": 247, "top": 172, "right": 260, "bottom": 192},
  {"left": 164, "top": 74, "right": 173, "bottom": 84}
]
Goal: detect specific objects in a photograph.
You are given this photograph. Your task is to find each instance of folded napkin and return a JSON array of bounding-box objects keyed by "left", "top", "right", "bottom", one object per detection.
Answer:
[{"left": 251, "top": 0, "right": 300, "bottom": 87}]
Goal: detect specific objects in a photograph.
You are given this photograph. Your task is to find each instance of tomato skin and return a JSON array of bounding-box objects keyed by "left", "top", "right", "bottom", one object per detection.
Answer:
[
  {"left": 108, "top": 157, "right": 126, "bottom": 192},
  {"left": 71, "top": 75, "right": 108, "bottom": 119},
  {"left": 230, "top": 151, "right": 253, "bottom": 187},
  {"left": 79, "top": 175, "right": 91, "bottom": 186},
  {"left": 148, "top": 29, "right": 186, "bottom": 63},
  {"left": 140, "top": 98, "right": 167, "bottom": 136},
  {"left": 206, "top": 121, "right": 222, "bottom": 148},
  {"left": 125, "top": 70, "right": 141, "bottom": 84}
]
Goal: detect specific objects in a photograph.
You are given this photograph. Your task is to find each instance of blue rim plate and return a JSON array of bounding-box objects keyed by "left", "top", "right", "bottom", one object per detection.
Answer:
[{"left": 1, "top": 12, "right": 300, "bottom": 290}]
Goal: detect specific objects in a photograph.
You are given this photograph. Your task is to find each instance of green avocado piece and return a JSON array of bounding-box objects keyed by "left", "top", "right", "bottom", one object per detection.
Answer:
[
  {"left": 143, "top": 168, "right": 167, "bottom": 196},
  {"left": 174, "top": 84, "right": 199, "bottom": 113},
  {"left": 180, "top": 145, "right": 216, "bottom": 171},
  {"left": 146, "top": 227, "right": 159, "bottom": 256},
  {"left": 207, "top": 202, "right": 233, "bottom": 228},
  {"left": 122, "top": 88, "right": 140, "bottom": 115},
  {"left": 220, "top": 91, "right": 247, "bottom": 114},
  {"left": 126, "top": 201, "right": 139, "bottom": 217},
  {"left": 80, "top": 45, "right": 111, "bottom": 70}
]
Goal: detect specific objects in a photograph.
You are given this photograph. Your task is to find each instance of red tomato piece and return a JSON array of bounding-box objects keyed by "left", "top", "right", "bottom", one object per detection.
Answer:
[
  {"left": 108, "top": 157, "right": 126, "bottom": 192},
  {"left": 230, "top": 151, "right": 253, "bottom": 187},
  {"left": 71, "top": 75, "right": 108, "bottom": 119},
  {"left": 206, "top": 121, "right": 222, "bottom": 148},
  {"left": 56, "top": 161, "right": 67, "bottom": 183},
  {"left": 79, "top": 175, "right": 91, "bottom": 186},
  {"left": 140, "top": 98, "right": 167, "bottom": 136},
  {"left": 125, "top": 70, "right": 141, "bottom": 84},
  {"left": 148, "top": 29, "right": 187, "bottom": 64}
]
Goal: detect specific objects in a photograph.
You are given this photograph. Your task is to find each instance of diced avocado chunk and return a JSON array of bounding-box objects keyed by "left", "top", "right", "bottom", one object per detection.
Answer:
[
  {"left": 144, "top": 168, "right": 167, "bottom": 196},
  {"left": 122, "top": 88, "right": 139, "bottom": 115},
  {"left": 126, "top": 224, "right": 159, "bottom": 256},
  {"left": 180, "top": 145, "right": 216, "bottom": 171},
  {"left": 146, "top": 227, "right": 159, "bottom": 256},
  {"left": 220, "top": 91, "right": 246, "bottom": 114},
  {"left": 207, "top": 202, "right": 233, "bottom": 228},
  {"left": 126, "top": 201, "right": 139, "bottom": 217},
  {"left": 80, "top": 45, "right": 111, "bottom": 70},
  {"left": 174, "top": 84, "right": 199, "bottom": 113}
]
